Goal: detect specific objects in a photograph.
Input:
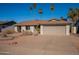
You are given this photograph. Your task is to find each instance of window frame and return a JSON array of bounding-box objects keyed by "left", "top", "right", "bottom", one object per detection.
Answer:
[{"left": 26, "top": 26, "right": 30, "bottom": 30}]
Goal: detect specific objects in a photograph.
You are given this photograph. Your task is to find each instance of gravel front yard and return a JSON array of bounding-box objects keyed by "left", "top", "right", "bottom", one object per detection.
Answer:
[{"left": 0, "top": 35, "right": 79, "bottom": 55}]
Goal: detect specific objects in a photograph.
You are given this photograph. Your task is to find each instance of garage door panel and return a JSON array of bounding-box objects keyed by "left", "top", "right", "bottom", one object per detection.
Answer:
[{"left": 43, "top": 26, "right": 66, "bottom": 35}]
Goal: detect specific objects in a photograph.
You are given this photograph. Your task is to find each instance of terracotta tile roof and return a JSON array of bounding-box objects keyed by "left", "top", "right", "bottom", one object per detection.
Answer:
[{"left": 15, "top": 20, "right": 71, "bottom": 26}]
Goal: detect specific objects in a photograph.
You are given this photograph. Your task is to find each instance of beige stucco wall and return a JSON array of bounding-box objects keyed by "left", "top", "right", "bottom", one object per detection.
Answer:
[
  {"left": 40, "top": 25, "right": 43, "bottom": 35},
  {"left": 30, "top": 26, "right": 34, "bottom": 33},
  {"left": 42, "top": 25, "right": 66, "bottom": 35},
  {"left": 15, "top": 26, "right": 35, "bottom": 33},
  {"left": 21, "top": 26, "right": 26, "bottom": 32},
  {"left": 72, "top": 26, "right": 77, "bottom": 34},
  {"left": 65, "top": 25, "right": 70, "bottom": 35},
  {"left": 15, "top": 25, "right": 71, "bottom": 36},
  {"left": 14, "top": 26, "right": 18, "bottom": 32}
]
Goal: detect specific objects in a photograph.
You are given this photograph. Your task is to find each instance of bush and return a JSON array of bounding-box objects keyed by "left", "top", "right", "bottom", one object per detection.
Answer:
[{"left": 2, "top": 29, "right": 15, "bottom": 34}]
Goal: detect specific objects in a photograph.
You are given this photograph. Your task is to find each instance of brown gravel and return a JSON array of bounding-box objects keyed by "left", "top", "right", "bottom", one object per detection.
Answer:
[{"left": 0, "top": 35, "right": 79, "bottom": 55}]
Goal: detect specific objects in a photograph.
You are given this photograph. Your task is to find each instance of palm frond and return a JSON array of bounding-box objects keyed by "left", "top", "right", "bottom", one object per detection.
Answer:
[
  {"left": 50, "top": 4, "right": 54, "bottom": 11},
  {"left": 38, "top": 9, "right": 43, "bottom": 14},
  {"left": 33, "top": 3, "right": 37, "bottom": 9}
]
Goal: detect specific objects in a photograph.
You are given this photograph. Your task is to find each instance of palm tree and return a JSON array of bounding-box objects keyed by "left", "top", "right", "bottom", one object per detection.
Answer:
[
  {"left": 38, "top": 8, "right": 43, "bottom": 14},
  {"left": 29, "top": 3, "right": 54, "bottom": 19},
  {"left": 29, "top": 3, "right": 54, "bottom": 14},
  {"left": 76, "top": 8, "right": 79, "bottom": 19},
  {"left": 33, "top": 3, "right": 37, "bottom": 9},
  {"left": 68, "top": 8, "right": 75, "bottom": 22},
  {"left": 50, "top": 4, "right": 54, "bottom": 11},
  {"left": 29, "top": 6, "right": 33, "bottom": 10}
]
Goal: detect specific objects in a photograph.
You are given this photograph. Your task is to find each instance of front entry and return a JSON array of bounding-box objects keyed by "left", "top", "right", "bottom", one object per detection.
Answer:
[{"left": 17, "top": 26, "right": 21, "bottom": 32}]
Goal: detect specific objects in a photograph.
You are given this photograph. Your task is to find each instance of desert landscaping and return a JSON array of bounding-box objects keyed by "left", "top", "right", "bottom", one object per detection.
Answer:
[
  {"left": 0, "top": 3, "right": 79, "bottom": 55},
  {"left": 0, "top": 33, "right": 79, "bottom": 55}
]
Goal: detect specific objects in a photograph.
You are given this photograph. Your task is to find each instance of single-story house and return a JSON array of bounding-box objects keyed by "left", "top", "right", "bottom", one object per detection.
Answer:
[{"left": 14, "top": 20, "right": 75, "bottom": 36}]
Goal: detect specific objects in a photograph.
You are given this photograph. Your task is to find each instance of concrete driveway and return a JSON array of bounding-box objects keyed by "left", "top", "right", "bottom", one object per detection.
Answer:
[{"left": 0, "top": 35, "right": 79, "bottom": 55}]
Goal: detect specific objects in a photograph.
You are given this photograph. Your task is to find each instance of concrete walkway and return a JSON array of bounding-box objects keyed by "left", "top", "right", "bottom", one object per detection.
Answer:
[{"left": 0, "top": 35, "right": 79, "bottom": 55}]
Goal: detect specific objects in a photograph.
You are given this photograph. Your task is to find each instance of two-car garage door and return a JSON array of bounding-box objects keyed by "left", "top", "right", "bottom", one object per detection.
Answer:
[{"left": 43, "top": 25, "right": 66, "bottom": 35}]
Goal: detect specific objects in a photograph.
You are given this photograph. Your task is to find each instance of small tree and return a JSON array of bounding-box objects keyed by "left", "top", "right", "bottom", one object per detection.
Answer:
[
  {"left": 68, "top": 8, "right": 79, "bottom": 33},
  {"left": 68, "top": 8, "right": 79, "bottom": 23}
]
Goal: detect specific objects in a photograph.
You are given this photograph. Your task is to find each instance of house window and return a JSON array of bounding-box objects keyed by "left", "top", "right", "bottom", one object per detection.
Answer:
[{"left": 26, "top": 26, "right": 30, "bottom": 30}]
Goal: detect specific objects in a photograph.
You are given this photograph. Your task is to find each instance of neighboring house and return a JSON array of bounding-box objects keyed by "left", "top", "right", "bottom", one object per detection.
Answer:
[
  {"left": 2, "top": 25, "right": 15, "bottom": 32},
  {"left": 0, "top": 21, "right": 16, "bottom": 32},
  {"left": 15, "top": 19, "right": 74, "bottom": 36}
]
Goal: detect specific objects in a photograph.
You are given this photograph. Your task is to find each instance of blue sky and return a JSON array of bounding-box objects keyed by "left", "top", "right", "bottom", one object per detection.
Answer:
[{"left": 0, "top": 3, "right": 79, "bottom": 22}]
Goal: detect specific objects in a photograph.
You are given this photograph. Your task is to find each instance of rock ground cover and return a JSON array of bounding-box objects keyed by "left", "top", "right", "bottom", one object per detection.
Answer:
[{"left": 0, "top": 35, "right": 79, "bottom": 55}]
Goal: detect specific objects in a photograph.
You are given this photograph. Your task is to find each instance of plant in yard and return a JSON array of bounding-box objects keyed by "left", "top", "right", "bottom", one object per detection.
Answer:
[
  {"left": 35, "top": 25, "right": 40, "bottom": 33},
  {"left": 67, "top": 8, "right": 79, "bottom": 33},
  {"left": 68, "top": 8, "right": 79, "bottom": 23}
]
